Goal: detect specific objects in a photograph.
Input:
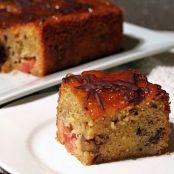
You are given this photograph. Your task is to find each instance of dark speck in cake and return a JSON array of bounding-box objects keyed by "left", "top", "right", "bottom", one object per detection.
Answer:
[
  {"left": 149, "top": 128, "right": 164, "bottom": 144},
  {"left": 129, "top": 108, "right": 138, "bottom": 116},
  {"left": 136, "top": 127, "right": 147, "bottom": 136},
  {"left": 111, "top": 118, "right": 118, "bottom": 124},
  {"left": 150, "top": 103, "right": 158, "bottom": 109}
]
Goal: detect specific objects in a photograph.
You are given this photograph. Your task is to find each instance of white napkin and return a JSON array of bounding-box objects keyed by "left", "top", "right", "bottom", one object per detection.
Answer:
[{"left": 112, "top": 51, "right": 174, "bottom": 118}]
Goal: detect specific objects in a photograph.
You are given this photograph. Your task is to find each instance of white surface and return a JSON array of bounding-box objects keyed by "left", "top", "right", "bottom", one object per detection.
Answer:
[
  {"left": 1, "top": 23, "right": 174, "bottom": 105},
  {"left": 0, "top": 93, "right": 173, "bottom": 174},
  {"left": 117, "top": 52, "right": 174, "bottom": 117}
]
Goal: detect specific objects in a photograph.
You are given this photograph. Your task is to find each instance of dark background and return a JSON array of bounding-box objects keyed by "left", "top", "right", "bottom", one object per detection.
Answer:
[{"left": 113, "top": 0, "right": 174, "bottom": 31}]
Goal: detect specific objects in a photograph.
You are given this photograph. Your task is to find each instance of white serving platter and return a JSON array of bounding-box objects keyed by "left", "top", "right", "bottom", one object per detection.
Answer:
[
  {"left": 0, "top": 93, "right": 173, "bottom": 174},
  {"left": 1, "top": 22, "right": 174, "bottom": 105}
]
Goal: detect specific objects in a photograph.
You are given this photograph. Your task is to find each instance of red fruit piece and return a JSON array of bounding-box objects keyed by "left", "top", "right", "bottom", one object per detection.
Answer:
[
  {"left": 19, "top": 58, "right": 35, "bottom": 73},
  {"left": 63, "top": 126, "right": 77, "bottom": 155}
]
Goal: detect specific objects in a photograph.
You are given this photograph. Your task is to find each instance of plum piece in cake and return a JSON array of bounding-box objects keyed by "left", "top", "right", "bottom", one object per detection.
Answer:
[{"left": 56, "top": 70, "right": 170, "bottom": 165}]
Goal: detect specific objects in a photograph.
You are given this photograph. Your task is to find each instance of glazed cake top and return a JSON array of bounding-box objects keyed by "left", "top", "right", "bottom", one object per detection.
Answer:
[
  {"left": 0, "top": 0, "right": 122, "bottom": 28},
  {"left": 62, "top": 70, "right": 168, "bottom": 119}
]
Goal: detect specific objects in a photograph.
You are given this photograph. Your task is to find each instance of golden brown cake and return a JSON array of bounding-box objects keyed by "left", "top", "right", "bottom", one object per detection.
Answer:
[
  {"left": 0, "top": 0, "right": 123, "bottom": 76},
  {"left": 56, "top": 69, "right": 170, "bottom": 165}
]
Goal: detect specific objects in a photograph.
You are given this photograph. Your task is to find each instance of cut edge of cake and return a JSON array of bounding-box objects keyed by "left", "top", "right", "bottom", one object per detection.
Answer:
[{"left": 0, "top": 23, "right": 44, "bottom": 75}]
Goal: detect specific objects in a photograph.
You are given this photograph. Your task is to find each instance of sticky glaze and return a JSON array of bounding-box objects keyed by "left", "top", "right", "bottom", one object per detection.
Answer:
[
  {"left": 62, "top": 70, "right": 165, "bottom": 119},
  {"left": 63, "top": 70, "right": 147, "bottom": 111}
]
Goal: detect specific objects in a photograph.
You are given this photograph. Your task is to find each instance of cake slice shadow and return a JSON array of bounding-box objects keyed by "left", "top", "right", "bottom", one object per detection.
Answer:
[
  {"left": 122, "top": 34, "right": 142, "bottom": 51},
  {"left": 169, "top": 122, "right": 174, "bottom": 153}
]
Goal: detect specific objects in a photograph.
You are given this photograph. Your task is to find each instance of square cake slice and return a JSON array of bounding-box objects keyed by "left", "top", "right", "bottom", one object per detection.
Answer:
[
  {"left": 0, "top": 0, "right": 122, "bottom": 76},
  {"left": 56, "top": 70, "right": 170, "bottom": 165}
]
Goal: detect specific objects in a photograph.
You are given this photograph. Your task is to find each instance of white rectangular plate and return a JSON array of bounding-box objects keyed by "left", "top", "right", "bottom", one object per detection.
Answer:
[
  {"left": 0, "top": 93, "right": 173, "bottom": 174},
  {"left": 1, "top": 22, "right": 174, "bottom": 105}
]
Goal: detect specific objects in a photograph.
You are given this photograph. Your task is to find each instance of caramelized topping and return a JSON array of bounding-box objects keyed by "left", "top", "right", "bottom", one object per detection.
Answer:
[
  {"left": 0, "top": 0, "right": 93, "bottom": 28},
  {"left": 63, "top": 71, "right": 147, "bottom": 110}
]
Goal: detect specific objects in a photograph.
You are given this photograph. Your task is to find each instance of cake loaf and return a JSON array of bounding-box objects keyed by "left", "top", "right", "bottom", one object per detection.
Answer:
[
  {"left": 0, "top": 0, "right": 123, "bottom": 76},
  {"left": 56, "top": 70, "right": 170, "bottom": 165}
]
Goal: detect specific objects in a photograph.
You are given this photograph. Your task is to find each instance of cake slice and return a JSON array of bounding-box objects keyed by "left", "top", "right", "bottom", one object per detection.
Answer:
[
  {"left": 0, "top": 0, "right": 123, "bottom": 76},
  {"left": 56, "top": 69, "right": 170, "bottom": 165}
]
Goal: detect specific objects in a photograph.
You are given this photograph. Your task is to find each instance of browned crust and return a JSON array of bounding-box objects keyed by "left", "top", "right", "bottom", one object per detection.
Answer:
[{"left": 41, "top": 9, "right": 122, "bottom": 75}]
